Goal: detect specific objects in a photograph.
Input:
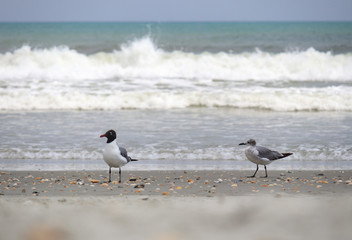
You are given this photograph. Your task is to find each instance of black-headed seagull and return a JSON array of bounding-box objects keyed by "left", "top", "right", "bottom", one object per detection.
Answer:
[{"left": 100, "top": 129, "right": 138, "bottom": 183}]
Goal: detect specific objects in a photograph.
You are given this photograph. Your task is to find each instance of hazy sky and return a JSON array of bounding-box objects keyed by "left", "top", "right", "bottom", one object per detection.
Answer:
[{"left": 1, "top": 0, "right": 352, "bottom": 22}]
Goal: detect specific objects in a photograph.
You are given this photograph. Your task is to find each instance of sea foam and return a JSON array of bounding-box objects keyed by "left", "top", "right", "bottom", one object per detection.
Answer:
[
  {"left": 1, "top": 36, "right": 352, "bottom": 81},
  {"left": 0, "top": 87, "right": 351, "bottom": 111},
  {"left": 0, "top": 37, "right": 352, "bottom": 111},
  {"left": 1, "top": 144, "right": 351, "bottom": 163}
]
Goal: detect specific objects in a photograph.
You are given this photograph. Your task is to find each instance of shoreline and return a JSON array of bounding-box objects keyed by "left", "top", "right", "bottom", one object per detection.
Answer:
[
  {"left": 1, "top": 159, "right": 352, "bottom": 171},
  {"left": 1, "top": 170, "right": 351, "bottom": 197}
]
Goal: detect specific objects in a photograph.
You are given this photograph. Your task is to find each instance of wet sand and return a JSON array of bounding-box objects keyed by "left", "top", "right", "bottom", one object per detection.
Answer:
[
  {"left": 1, "top": 170, "right": 352, "bottom": 240},
  {"left": 1, "top": 170, "right": 352, "bottom": 197}
]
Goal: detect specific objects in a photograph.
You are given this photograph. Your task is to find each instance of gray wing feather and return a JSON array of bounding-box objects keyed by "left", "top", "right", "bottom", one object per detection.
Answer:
[
  {"left": 256, "top": 146, "right": 282, "bottom": 160},
  {"left": 119, "top": 147, "right": 132, "bottom": 162}
]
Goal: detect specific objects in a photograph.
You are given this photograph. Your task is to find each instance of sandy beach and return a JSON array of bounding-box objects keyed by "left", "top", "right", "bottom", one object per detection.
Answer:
[
  {"left": 1, "top": 170, "right": 352, "bottom": 197},
  {"left": 1, "top": 170, "right": 352, "bottom": 240}
]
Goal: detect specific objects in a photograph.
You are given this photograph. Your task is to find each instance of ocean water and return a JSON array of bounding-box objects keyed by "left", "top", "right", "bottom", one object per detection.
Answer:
[{"left": 0, "top": 22, "right": 351, "bottom": 170}]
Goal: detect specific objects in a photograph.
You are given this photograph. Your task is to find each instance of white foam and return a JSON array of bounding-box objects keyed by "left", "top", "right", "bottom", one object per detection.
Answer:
[
  {"left": 0, "top": 86, "right": 351, "bottom": 111},
  {"left": 1, "top": 37, "right": 352, "bottom": 111},
  {"left": 0, "top": 37, "right": 351, "bottom": 81},
  {"left": 1, "top": 145, "right": 351, "bottom": 162}
]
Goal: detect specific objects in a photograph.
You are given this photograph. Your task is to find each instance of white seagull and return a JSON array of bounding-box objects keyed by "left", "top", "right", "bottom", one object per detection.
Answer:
[
  {"left": 100, "top": 129, "right": 138, "bottom": 183},
  {"left": 239, "top": 139, "right": 292, "bottom": 178}
]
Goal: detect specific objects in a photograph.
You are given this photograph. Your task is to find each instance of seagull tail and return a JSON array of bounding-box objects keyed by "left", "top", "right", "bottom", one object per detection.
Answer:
[{"left": 279, "top": 153, "right": 293, "bottom": 159}]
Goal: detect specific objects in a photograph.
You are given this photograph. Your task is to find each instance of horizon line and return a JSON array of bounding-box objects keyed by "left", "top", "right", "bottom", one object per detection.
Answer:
[{"left": 1, "top": 20, "right": 352, "bottom": 24}]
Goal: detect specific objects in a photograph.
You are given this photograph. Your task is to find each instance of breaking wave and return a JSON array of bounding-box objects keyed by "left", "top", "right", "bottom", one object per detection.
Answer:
[
  {"left": 1, "top": 37, "right": 352, "bottom": 111},
  {"left": 1, "top": 145, "right": 351, "bottom": 163},
  {"left": 1, "top": 37, "right": 351, "bottom": 81}
]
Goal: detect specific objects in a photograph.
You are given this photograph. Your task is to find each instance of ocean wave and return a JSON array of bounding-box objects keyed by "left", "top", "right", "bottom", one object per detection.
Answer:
[
  {"left": 0, "top": 36, "right": 352, "bottom": 82},
  {"left": 1, "top": 36, "right": 351, "bottom": 111},
  {"left": 0, "top": 145, "right": 351, "bottom": 162},
  {"left": 0, "top": 87, "right": 351, "bottom": 111}
]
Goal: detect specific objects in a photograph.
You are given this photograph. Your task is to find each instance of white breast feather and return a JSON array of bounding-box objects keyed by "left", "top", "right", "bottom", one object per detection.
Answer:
[
  {"left": 245, "top": 146, "right": 272, "bottom": 165},
  {"left": 103, "top": 140, "right": 128, "bottom": 168}
]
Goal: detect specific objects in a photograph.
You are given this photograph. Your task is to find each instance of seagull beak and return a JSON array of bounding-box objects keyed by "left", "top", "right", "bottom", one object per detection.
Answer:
[
  {"left": 239, "top": 143, "right": 246, "bottom": 146},
  {"left": 100, "top": 134, "right": 106, "bottom": 138}
]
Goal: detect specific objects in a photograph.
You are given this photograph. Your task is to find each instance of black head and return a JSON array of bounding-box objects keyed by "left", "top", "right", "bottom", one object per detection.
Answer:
[
  {"left": 100, "top": 129, "right": 117, "bottom": 143},
  {"left": 239, "top": 139, "right": 256, "bottom": 146}
]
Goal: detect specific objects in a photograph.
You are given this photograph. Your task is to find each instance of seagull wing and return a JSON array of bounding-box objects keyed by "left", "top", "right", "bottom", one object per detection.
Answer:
[
  {"left": 256, "top": 146, "right": 283, "bottom": 161},
  {"left": 119, "top": 146, "right": 132, "bottom": 162}
]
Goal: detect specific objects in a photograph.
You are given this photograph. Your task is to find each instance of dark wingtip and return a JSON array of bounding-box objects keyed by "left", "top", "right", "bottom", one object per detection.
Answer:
[
  {"left": 282, "top": 153, "right": 293, "bottom": 158},
  {"left": 131, "top": 159, "right": 138, "bottom": 161}
]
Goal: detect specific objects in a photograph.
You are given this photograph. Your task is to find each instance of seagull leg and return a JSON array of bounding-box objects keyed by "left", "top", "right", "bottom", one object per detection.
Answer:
[
  {"left": 248, "top": 165, "right": 259, "bottom": 178},
  {"left": 260, "top": 165, "right": 268, "bottom": 178},
  {"left": 108, "top": 167, "right": 111, "bottom": 183},
  {"left": 119, "top": 167, "right": 122, "bottom": 183}
]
